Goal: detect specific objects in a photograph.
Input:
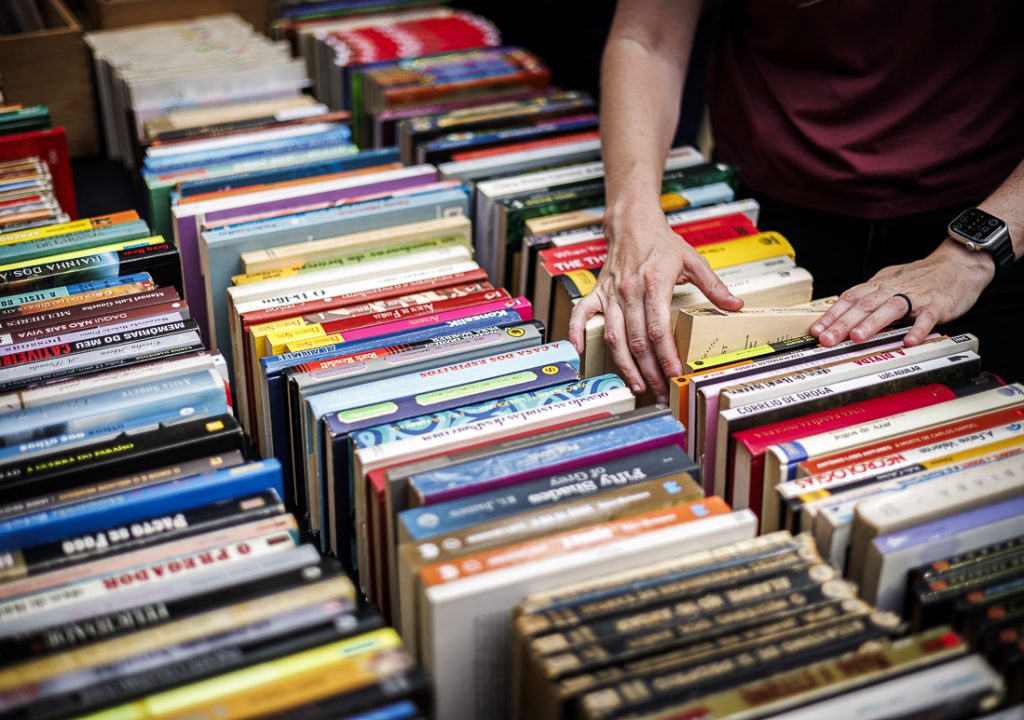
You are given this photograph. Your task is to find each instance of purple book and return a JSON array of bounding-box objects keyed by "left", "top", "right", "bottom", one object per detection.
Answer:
[
  {"left": 408, "top": 413, "right": 686, "bottom": 505},
  {"left": 172, "top": 165, "right": 438, "bottom": 344}
]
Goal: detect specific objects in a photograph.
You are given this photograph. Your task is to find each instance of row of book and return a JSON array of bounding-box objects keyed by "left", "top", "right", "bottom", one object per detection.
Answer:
[
  {"left": 85, "top": 14, "right": 310, "bottom": 169},
  {"left": 77, "top": 5, "right": 1024, "bottom": 719},
  {"left": 512, "top": 530, "right": 1023, "bottom": 719},
  {"left": 0, "top": 103, "right": 75, "bottom": 222},
  {"left": 0, "top": 213, "right": 428, "bottom": 719}
]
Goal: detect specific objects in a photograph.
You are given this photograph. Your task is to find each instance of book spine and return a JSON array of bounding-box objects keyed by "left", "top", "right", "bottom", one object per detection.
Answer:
[
  {"left": 0, "top": 274, "right": 149, "bottom": 314},
  {"left": 337, "top": 296, "right": 534, "bottom": 343},
  {"left": 0, "top": 449, "right": 244, "bottom": 520},
  {"left": 0, "top": 459, "right": 284, "bottom": 552},
  {"left": 0, "top": 530, "right": 298, "bottom": 629},
  {"left": 0, "top": 560, "right": 347, "bottom": 663},
  {"left": 409, "top": 414, "right": 685, "bottom": 505},
  {"left": 0, "top": 492, "right": 283, "bottom": 583},
  {"left": 0, "top": 287, "right": 179, "bottom": 332},
  {"left": 399, "top": 440, "right": 689, "bottom": 542},
  {"left": 0, "top": 332, "right": 203, "bottom": 392},
  {"left": 0, "top": 301, "right": 187, "bottom": 348}
]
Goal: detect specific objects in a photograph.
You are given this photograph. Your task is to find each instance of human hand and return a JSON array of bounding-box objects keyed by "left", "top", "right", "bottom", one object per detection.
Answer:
[
  {"left": 810, "top": 238, "right": 996, "bottom": 347},
  {"left": 568, "top": 204, "right": 744, "bottom": 403}
]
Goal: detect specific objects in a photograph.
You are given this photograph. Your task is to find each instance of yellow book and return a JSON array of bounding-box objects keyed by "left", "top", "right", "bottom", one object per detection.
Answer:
[
  {"left": 0, "top": 575, "right": 353, "bottom": 689},
  {"left": 231, "top": 234, "right": 472, "bottom": 286},
  {"left": 234, "top": 316, "right": 311, "bottom": 433},
  {"left": 0, "top": 210, "right": 139, "bottom": 246},
  {"left": 265, "top": 325, "right": 325, "bottom": 357},
  {"left": 286, "top": 333, "right": 344, "bottom": 353},
  {"left": 80, "top": 628, "right": 404, "bottom": 720},
  {"left": 0, "top": 235, "right": 165, "bottom": 272},
  {"left": 241, "top": 214, "right": 470, "bottom": 274}
]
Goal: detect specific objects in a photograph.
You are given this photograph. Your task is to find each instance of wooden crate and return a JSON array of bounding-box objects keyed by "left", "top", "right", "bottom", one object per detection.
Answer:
[
  {"left": 0, "top": 0, "right": 99, "bottom": 157},
  {"left": 76, "top": 0, "right": 273, "bottom": 33}
]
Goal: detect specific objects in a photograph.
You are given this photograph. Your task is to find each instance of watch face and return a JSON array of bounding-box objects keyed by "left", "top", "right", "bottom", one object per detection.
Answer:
[{"left": 951, "top": 208, "right": 1006, "bottom": 245}]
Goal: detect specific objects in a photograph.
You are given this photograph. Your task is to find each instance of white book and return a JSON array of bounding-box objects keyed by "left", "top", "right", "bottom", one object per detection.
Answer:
[
  {"left": 0, "top": 352, "right": 225, "bottom": 412},
  {"left": 239, "top": 214, "right": 471, "bottom": 274},
  {"left": 812, "top": 439, "right": 1024, "bottom": 572},
  {"left": 549, "top": 198, "right": 763, "bottom": 249},
  {"left": 692, "top": 330, "right": 915, "bottom": 484},
  {"left": 584, "top": 264, "right": 813, "bottom": 379},
  {"left": 730, "top": 351, "right": 985, "bottom": 512},
  {"left": 850, "top": 451, "right": 1024, "bottom": 592},
  {"left": 760, "top": 384, "right": 1024, "bottom": 535},
  {"left": 439, "top": 138, "right": 602, "bottom": 181},
  {"left": 720, "top": 334, "right": 978, "bottom": 411},
  {"left": 766, "top": 655, "right": 1003, "bottom": 720},
  {"left": 419, "top": 509, "right": 756, "bottom": 720},
  {"left": 865, "top": 492, "right": 1024, "bottom": 612}
]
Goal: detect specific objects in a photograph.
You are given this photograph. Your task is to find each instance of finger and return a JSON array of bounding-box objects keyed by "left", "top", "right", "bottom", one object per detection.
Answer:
[
  {"left": 621, "top": 283, "right": 668, "bottom": 402},
  {"left": 682, "top": 254, "right": 744, "bottom": 312},
  {"left": 568, "top": 292, "right": 603, "bottom": 355},
  {"left": 811, "top": 285, "right": 872, "bottom": 337},
  {"left": 904, "top": 308, "right": 938, "bottom": 346},
  {"left": 817, "top": 288, "right": 893, "bottom": 346},
  {"left": 643, "top": 270, "right": 683, "bottom": 382},
  {"left": 848, "top": 294, "right": 913, "bottom": 343},
  {"left": 603, "top": 300, "right": 645, "bottom": 395}
]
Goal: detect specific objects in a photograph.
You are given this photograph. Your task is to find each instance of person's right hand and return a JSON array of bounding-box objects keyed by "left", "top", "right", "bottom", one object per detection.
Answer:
[{"left": 568, "top": 204, "right": 744, "bottom": 404}]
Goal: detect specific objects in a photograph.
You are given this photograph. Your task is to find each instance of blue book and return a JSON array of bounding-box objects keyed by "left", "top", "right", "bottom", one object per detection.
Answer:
[
  {"left": 340, "top": 702, "right": 419, "bottom": 720},
  {"left": 265, "top": 310, "right": 534, "bottom": 490},
  {"left": 0, "top": 460, "right": 284, "bottom": 551},
  {"left": 399, "top": 443, "right": 695, "bottom": 542},
  {"left": 406, "top": 413, "right": 685, "bottom": 505},
  {"left": 0, "top": 274, "right": 151, "bottom": 312},
  {"left": 323, "top": 361, "right": 581, "bottom": 568},
  {"left": 0, "top": 221, "right": 151, "bottom": 265},
  {"left": 176, "top": 147, "right": 399, "bottom": 198},
  {"left": 144, "top": 128, "right": 352, "bottom": 173},
  {"left": 0, "top": 370, "right": 229, "bottom": 448}
]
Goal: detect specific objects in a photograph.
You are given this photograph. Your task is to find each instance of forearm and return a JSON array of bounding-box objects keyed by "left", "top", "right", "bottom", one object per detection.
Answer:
[
  {"left": 979, "top": 158, "right": 1024, "bottom": 260},
  {"left": 600, "top": 0, "right": 702, "bottom": 225}
]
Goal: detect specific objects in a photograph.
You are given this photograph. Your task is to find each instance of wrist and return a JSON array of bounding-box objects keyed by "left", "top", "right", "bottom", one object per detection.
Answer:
[{"left": 936, "top": 237, "right": 996, "bottom": 284}]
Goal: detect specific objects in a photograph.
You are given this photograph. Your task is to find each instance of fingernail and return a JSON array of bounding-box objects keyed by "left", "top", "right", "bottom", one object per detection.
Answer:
[
  {"left": 810, "top": 323, "right": 823, "bottom": 335},
  {"left": 631, "top": 384, "right": 643, "bottom": 394},
  {"left": 822, "top": 331, "right": 835, "bottom": 344}
]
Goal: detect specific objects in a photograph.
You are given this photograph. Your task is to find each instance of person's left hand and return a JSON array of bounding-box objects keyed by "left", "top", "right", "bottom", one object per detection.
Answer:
[{"left": 810, "top": 238, "right": 996, "bottom": 347}]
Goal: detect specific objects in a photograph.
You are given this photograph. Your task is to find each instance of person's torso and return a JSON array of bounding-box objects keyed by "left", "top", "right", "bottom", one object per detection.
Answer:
[{"left": 708, "top": 0, "right": 1024, "bottom": 219}]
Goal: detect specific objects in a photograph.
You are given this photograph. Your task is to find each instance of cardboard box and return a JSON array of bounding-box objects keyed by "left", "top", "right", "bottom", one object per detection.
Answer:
[
  {"left": 76, "top": 0, "right": 272, "bottom": 33},
  {"left": 0, "top": 0, "right": 99, "bottom": 157}
]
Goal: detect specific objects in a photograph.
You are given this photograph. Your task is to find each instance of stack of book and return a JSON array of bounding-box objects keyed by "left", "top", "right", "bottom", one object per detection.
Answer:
[
  {"left": 0, "top": 103, "right": 75, "bottom": 222},
  {"left": 512, "top": 532, "right": 1011, "bottom": 719},
  {"left": 0, "top": 213, "right": 427, "bottom": 719},
  {"left": 84, "top": 15, "right": 311, "bottom": 170},
  {"left": 287, "top": 6, "right": 502, "bottom": 117}
]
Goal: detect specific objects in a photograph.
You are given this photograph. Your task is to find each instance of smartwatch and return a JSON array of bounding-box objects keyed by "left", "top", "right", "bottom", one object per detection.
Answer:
[{"left": 948, "top": 207, "right": 1016, "bottom": 279}]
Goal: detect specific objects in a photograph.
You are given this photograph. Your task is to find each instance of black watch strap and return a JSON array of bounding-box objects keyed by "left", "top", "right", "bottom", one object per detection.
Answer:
[{"left": 991, "top": 231, "right": 1016, "bottom": 278}]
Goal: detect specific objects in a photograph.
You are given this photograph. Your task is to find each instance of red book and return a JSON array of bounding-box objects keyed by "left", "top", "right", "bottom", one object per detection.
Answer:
[
  {"left": 452, "top": 129, "right": 601, "bottom": 162},
  {"left": 731, "top": 376, "right": 1003, "bottom": 526},
  {"left": 240, "top": 268, "right": 490, "bottom": 328},
  {"left": 316, "top": 288, "right": 510, "bottom": 336},
  {"left": 0, "top": 128, "right": 76, "bottom": 218},
  {"left": 540, "top": 240, "right": 607, "bottom": 276}
]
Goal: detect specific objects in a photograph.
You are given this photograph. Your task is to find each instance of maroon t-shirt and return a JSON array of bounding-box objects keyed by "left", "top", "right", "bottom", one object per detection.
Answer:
[{"left": 708, "top": 0, "right": 1024, "bottom": 219}]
